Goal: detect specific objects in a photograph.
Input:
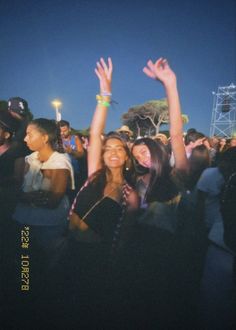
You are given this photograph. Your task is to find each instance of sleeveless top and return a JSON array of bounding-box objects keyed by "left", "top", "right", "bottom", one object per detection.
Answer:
[
  {"left": 72, "top": 181, "right": 122, "bottom": 248},
  {"left": 136, "top": 176, "right": 182, "bottom": 234},
  {"left": 62, "top": 135, "right": 80, "bottom": 173},
  {"left": 62, "top": 135, "right": 76, "bottom": 150}
]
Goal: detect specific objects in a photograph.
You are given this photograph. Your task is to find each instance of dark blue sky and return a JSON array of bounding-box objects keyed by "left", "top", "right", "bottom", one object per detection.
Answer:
[{"left": 1, "top": 0, "right": 235, "bottom": 135}]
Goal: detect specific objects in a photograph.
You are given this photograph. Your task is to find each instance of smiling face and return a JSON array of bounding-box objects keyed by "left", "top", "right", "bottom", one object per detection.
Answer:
[
  {"left": 132, "top": 144, "right": 151, "bottom": 168},
  {"left": 24, "top": 124, "right": 48, "bottom": 151},
  {"left": 103, "top": 138, "right": 128, "bottom": 169}
]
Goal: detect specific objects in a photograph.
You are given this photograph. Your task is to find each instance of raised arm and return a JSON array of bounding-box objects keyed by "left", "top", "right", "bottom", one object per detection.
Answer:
[
  {"left": 88, "top": 57, "right": 113, "bottom": 176},
  {"left": 143, "top": 58, "right": 188, "bottom": 171}
]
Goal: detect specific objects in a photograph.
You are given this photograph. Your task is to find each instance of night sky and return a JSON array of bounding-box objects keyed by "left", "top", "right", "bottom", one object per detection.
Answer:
[{"left": 1, "top": 0, "right": 235, "bottom": 135}]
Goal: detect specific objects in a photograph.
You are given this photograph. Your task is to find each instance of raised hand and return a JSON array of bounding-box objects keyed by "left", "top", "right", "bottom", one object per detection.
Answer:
[
  {"left": 89, "top": 57, "right": 113, "bottom": 176},
  {"left": 143, "top": 57, "right": 176, "bottom": 86},
  {"left": 95, "top": 57, "right": 113, "bottom": 94}
]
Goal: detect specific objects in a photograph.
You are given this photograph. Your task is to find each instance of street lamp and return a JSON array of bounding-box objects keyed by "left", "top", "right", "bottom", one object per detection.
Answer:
[{"left": 51, "top": 99, "right": 62, "bottom": 121}]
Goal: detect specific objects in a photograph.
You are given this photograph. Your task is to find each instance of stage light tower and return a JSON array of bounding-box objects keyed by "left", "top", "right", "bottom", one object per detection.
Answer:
[{"left": 210, "top": 83, "right": 236, "bottom": 137}]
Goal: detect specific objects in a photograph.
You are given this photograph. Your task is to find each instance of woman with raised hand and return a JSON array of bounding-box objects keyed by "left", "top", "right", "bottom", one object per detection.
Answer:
[
  {"left": 69, "top": 57, "right": 139, "bottom": 249},
  {"left": 127, "top": 58, "right": 202, "bottom": 328},
  {"left": 132, "top": 57, "right": 188, "bottom": 206},
  {"left": 68, "top": 57, "right": 139, "bottom": 328}
]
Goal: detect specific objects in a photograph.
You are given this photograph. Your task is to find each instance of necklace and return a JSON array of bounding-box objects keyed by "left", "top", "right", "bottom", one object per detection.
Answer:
[{"left": 81, "top": 185, "right": 119, "bottom": 221}]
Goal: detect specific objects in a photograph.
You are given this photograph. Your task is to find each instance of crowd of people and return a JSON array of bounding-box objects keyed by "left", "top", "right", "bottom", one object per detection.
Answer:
[{"left": 0, "top": 57, "right": 236, "bottom": 329}]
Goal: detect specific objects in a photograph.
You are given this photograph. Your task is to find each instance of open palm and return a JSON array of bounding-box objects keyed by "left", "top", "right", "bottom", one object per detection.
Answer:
[
  {"left": 143, "top": 58, "right": 176, "bottom": 85},
  {"left": 95, "top": 57, "right": 113, "bottom": 94}
]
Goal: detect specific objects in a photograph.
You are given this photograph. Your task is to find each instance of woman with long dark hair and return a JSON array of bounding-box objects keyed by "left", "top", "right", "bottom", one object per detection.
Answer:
[
  {"left": 66, "top": 58, "right": 139, "bottom": 328},
  {"left": 69, "top": 57, "right": 138, "bottom": 252},
  {"left": 126, "top": 58, "right": 201, "bottom": 328},
  {"left": 132, "top": 58, "right": 188, "bottom": 205}
]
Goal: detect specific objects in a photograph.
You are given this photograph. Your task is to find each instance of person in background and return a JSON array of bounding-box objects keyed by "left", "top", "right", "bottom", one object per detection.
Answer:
[
  {"left": 0, "top": 100, "right": 8, "bottom": 112},
  {"left": 152, "top": 132, "right": 169, "bottom": 146},
  {"left": 12, "top": 118, "right": 74, "bottom": 293},
  {"left": 0, "top": 110, "right": 25, "bottom": 216},
  {"left": 218, "top": 137, "right": 227, "bottom": 152},
  {"left": 58, "top": 119, "right": 87, "bottom": 196},
  {"left": 0, "top": 110, "right": 26, "bottom": 300},
  {"left": 116, "top": 124, "right": 133, "bottom": 138},
  {"left": 7, "top": 97, "right": 32, "bottom": 154},
  {"left": 197, "top": 151, "right": 229, "bottom": 243},
  {"left": 116, "top": 125, "right": 133, "bottom": 138},
  {"left": 77, "top": 131, "right": 89, "bottom": 150},
  {"left": 197, "top": 147, "right": 236, "bottom": 329},
  {"left": 201, "top": 137, "right": 215, "bottom": 163},
  {"left": 184, "top": 130, "right": 206, "bottom": 159},
  {"left": 210, "top": 136, "right": 220, "bottom": 150},
  {"left": 187, "top": 144, "right": 211, "bottom": 192},
  {"left": 220, "top": 147, "right": 236, "bottom": 288},
  {"left": 59, "top": 120, "right": 84, "bottom": 158},
  {"left": 169, "top": 129, "right": 205, "bottom": 167},
  {"left": 220, "top": 148, "right": 236, "bottom": 253},
  {"left": 229, "top": 136, "right": 236, "bottom": 147},
  {"left": 116, "top": 125, "right": 134, "bottom": 150}
]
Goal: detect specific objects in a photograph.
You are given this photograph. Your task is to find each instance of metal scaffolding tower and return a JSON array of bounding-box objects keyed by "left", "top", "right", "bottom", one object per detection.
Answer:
[{"left": 210, "top": 83, "right": 236, "bottom": 137}]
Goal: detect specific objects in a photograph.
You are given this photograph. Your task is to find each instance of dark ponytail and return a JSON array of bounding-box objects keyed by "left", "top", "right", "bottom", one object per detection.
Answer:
[{"left": 29, "top": 118, "right": 64, "bottom": 153}]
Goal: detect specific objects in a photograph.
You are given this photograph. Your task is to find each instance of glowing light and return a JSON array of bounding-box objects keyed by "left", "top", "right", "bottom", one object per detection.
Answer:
[
  {"left": 51, "top": 99, "right": 62, "bottom": 109},
  {"left": 51, "top": 99, "right": 62, "bottom": 121}
]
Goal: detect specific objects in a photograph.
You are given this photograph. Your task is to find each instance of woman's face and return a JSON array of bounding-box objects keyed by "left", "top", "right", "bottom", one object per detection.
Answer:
[
  {"left": 230, "top": 138, "right": 236, "bottom": 147},
  {"left": 220, "top": 138, "right": 226, "bottom": 146},
  {"left": 132, "top": 144, "right": 151, "bottom": 168},
  {"left": 24, "top": 124, "right": 48, "bottom": 151},
  {"left": 103, "top": 138, "right": 128, "bottom": 169}
]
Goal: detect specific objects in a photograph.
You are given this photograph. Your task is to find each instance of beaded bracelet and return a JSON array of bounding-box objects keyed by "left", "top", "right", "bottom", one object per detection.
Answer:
[
  {"left": 96, "top": 94, "right": 111, "bottom": 107},
  {"left": 101, "top": 91, "right": 112, "bottom": 97}
]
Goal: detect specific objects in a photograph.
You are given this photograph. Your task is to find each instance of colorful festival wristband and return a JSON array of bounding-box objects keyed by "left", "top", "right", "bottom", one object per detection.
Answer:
[
  {"left": 97, "top": 100, "right": 110, "bottom": 107},
  {"left": 96, "top": 94, "right": 111, "bottom": 107}
]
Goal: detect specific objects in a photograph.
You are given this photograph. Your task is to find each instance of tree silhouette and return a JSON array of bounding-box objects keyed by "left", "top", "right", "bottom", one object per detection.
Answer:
[
  {"left": 122, "top": 99, "right": 188, "bottom": 137},
  {"left": 122, "top": 99, "right": 168, "bottom": 137}
]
